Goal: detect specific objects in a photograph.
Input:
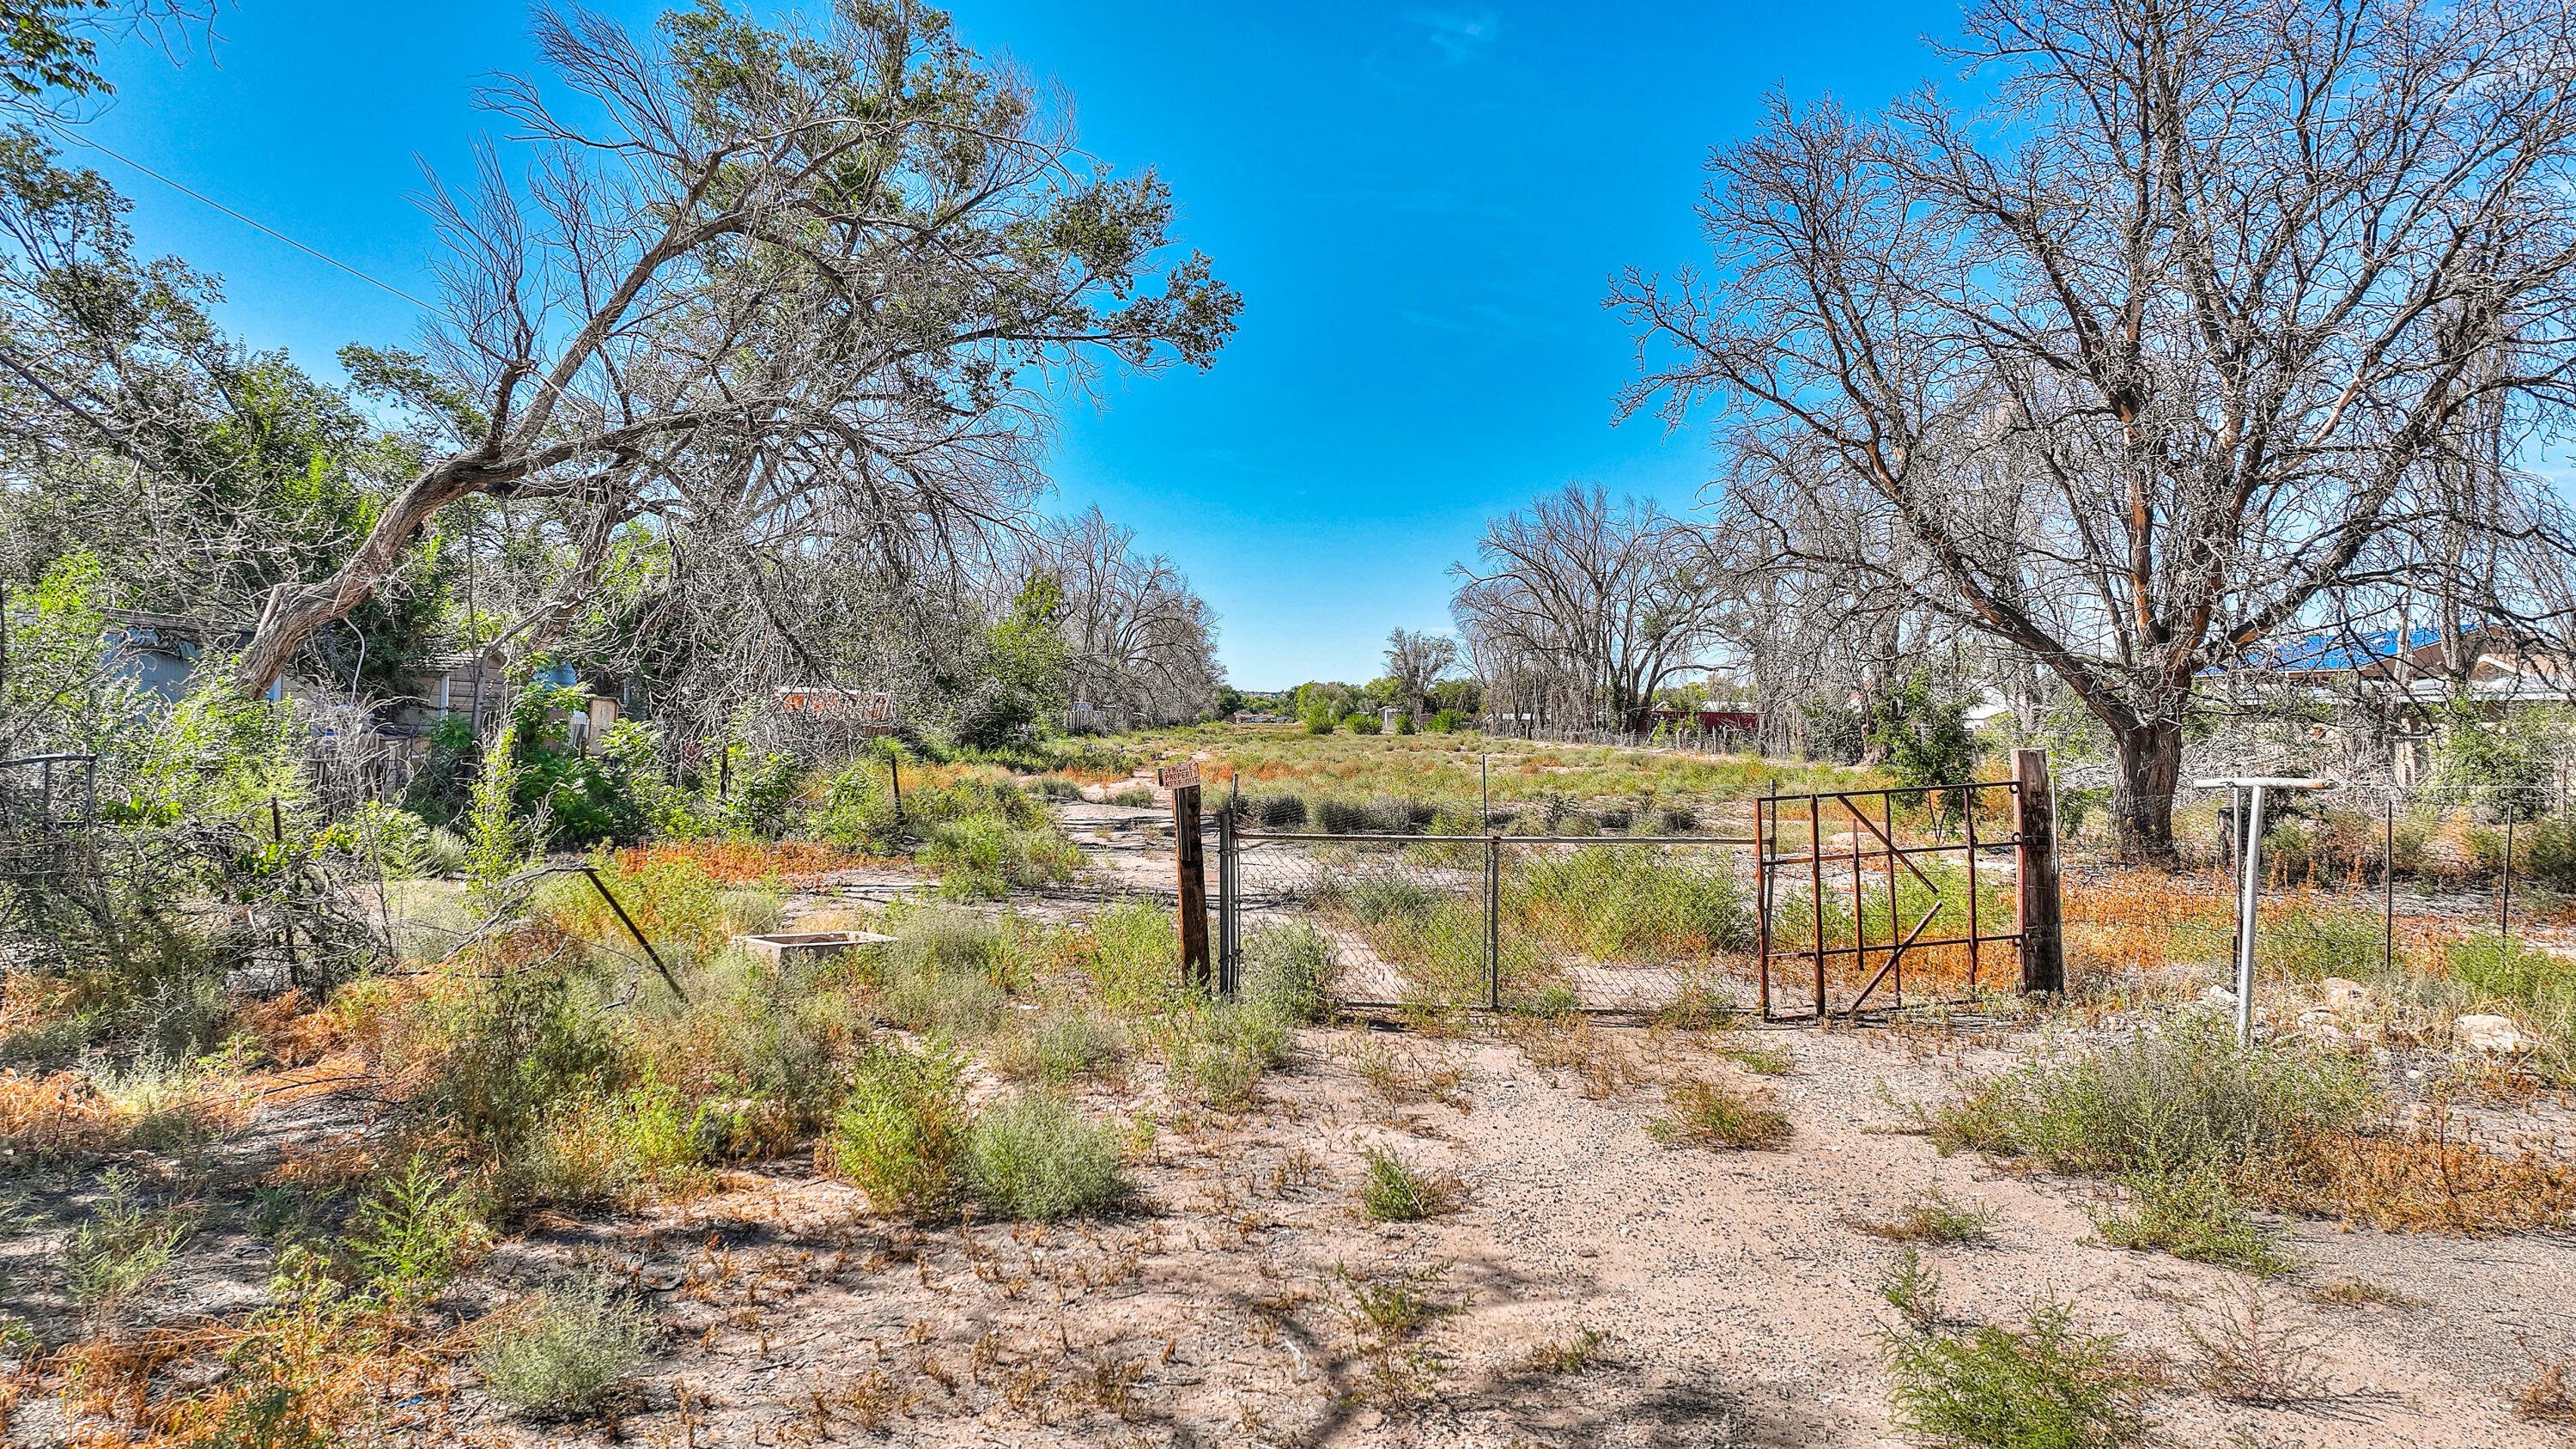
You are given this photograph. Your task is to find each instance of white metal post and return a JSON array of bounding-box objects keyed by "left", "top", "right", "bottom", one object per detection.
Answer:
[
  {"left": 2235, "top": 783, "right": 2264, "bottom": 1046},
  {"left": 2196, "top": 776, "right": 2336, "bottom": 1047}
]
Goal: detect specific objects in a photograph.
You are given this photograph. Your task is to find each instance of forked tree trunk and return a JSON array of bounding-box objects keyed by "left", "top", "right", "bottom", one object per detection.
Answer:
[{"left": 2109, "top": 716, "right": 2184, "bottom": 863}]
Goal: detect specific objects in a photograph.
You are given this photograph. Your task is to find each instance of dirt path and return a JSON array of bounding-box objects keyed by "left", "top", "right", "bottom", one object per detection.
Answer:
[{"left": 452, "top": 1021, "right": 2576, "bottom": 1448}]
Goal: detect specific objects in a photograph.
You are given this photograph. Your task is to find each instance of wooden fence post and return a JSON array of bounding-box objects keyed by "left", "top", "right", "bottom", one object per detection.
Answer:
[
  {"left": 2013, "top": 748, "right": 2064, "bottom": 994},
  {"left": 1164, "top": 761, "right": 1210, "bottom": 989}
]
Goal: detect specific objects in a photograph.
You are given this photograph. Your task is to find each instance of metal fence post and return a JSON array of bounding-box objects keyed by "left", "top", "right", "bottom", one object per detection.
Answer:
[
  {"left": 1485, "top": 833, "right": 1501, "bottom": 1011},
  {"left": 1217, "top": 801, "right": 1239, "bottom": 996},
  {"left": 2233, "top": 782, "right": 2266, "bottom": 1046},
  {"left": 2502, "top": 814, "right": 2516, "bottom": 937},
  {"left": 2383, "top": 792, "right": 2396, "bottom": 977}
]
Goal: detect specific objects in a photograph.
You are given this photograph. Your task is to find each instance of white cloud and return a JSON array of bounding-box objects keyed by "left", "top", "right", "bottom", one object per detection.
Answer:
[{"left": 1405, "top": 9, "right": 1498, "bottom": 63}]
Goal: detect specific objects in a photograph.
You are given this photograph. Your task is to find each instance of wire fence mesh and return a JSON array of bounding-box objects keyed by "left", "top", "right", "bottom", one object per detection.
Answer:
[{"left": 1226, "top": 825, "right": 1766, "bottom": 1015}]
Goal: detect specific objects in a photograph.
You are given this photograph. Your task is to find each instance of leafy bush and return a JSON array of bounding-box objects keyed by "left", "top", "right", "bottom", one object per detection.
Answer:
[
  {"left": 1358, "top": 1143, "right": 1461, "bottom": 1221},
  {"left": 1109, "top": 785, "right": 1155, "bottom": 807},
  {"left": 1345, "top": 712, "right": 1382, "bottom": 735},
  {"left": 963, "top": 1093, "right": 1127, "bottom": 1220},
  {"left": 1880, "top": 1302, "right": 2154, "bottom": 1449},
  {"left": 473, "top": 1275, "right": 652, "bottom": 1417},
  {"left": 1431, "top": 709, "right": 1465, "bottom": 733},
  {"left": 828, "top": 1040, "right": 970, "bottom": 1216},
  {"left": 1027, "top": 775, "right": 1086, "bottom": 801},
  {"left": 1302, "top": 709, "right": 1335, "bottom": 735}
]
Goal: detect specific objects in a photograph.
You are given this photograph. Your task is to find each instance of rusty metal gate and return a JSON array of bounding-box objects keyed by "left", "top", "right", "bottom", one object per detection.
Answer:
[{"left": 1753, "top": 768, "right": 2057, "bottom": 1020}]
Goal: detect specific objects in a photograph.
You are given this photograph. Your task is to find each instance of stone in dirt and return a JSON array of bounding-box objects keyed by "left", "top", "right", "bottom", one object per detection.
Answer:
[
  {"left": 2454, "top": 1014, "right": 2537, "bottom": 1055},
  {"left": 2322, "top": 977, "right": 2374, "bottom": 1013},
  {"left": 2203, "top": 983, "right": 2239, "bottom": 1009}
]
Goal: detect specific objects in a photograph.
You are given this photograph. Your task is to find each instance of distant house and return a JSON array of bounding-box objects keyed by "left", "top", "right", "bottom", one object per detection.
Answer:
[
  {"left": 100, "top": 609, "right": 230, "bottom": 703},
  {"left": 2231, "top": 625, "right": 2576, "bottom": 708}
]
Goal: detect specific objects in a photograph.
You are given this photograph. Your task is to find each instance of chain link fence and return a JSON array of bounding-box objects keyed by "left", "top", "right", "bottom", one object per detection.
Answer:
[{"left": 1219, "top": 818, "right": 1765, "bottom": 1015}]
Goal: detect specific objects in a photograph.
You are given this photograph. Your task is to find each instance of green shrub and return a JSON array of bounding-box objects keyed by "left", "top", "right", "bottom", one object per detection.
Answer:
[
  {"left": 509, "top": 1081, "right": 708, "bottom": 1209},
  {"left": 997, "top": 1008, "right": 1128, "bottom": 1084},
  {"left": 1358, "top": 1143, "right": 1461, "bottom": 1221},
  {"left": 348, "top": 1154, "right": 489, "bottom": 1306},
  {"left": 1931, "top": 1021, "right": 2374, "bottom": 1179},
  {"left": 1881, "top": 1302, "right": 2154, "bottom": 1449},
  {"left": 1027, "top": 775, "right": 1085, "bottom": 801},
  {"left": 65, "top": 1168, "right": 190, "bottom": 1312},
  {"left": 1242, "top": 920, "right": 1334, "bottom": 1022},
  {"left": 1110, "top": 784, "right": 1156, "bottom": 807},
  {"left": 2447, "top": 929, "right": 2576, "bottom": 1029},
  {"left": 1302, "top": 710, "right": 1335, "bottom": 735},
  {"left": 963, "top": 1093, "right": 1127, "bottom": 1220},
  {"left": 1084, "top": 897, "right": 1180, "bottom": 1013},
  {"left": 924, "top": 813, "right": 1083, "bottom": 900},
  {"left": 419, "top": 971, "right": 630, "bottom": 1151},
  {"left": 2255, "top": 903, "right": 2385, "bottom": 983},
  {"left": 1648, "top": 1078, "right": 1792, "bottom": 1149},
  {"left": 1431, "top": 709, "right": 1465, "bottom": 733},
  {"left": 473, "top": 1275, "right": 653, "bottom": 1417},
  {"left": 1346, "top": 713, "right": 1382, "bottom": 735},
  {"left": 1158, "top": 994, "right": 1295, "bottom": 1109},
  {"left": 828, "top": 1040, "right": 970, "bottom": 1216},
  {"left": 878, "top": 907, "right": 1026, "bottom": 1035},
  {"left": 2089, "top": 1165, "right": 2298, "bottom": 1277}
]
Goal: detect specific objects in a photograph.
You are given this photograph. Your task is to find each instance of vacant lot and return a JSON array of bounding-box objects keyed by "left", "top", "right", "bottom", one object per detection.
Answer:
[{"left": 5, "top": 732, "right": 2575, "bottom": 1447}]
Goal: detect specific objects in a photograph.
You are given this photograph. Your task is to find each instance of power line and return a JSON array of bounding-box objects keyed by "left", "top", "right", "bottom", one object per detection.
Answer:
[{"left": 62, "top": 133, "right": 437, "bottom": 310}]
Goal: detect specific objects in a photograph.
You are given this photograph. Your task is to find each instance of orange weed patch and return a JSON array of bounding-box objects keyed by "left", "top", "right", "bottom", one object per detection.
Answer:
[
  {"left": 0, "top": 1069, "right": 126, "bottom": 1152},
  {"left": 612, "top": 838, "right": 873, "bottom": 883}
]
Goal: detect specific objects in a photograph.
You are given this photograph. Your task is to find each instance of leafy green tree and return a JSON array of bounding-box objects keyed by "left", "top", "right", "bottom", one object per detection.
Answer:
[{"left": 1868, "top": 675, "right": 1979, "bottom": 821}]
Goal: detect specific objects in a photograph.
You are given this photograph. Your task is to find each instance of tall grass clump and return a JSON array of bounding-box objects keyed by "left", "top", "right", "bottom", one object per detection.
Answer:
[
  {"left": 1510, "top": 846, "right": 1752, "bottom": 960},
  {"left": 878, "top": 907, "right": 1027, "bottom": 1038},
  {"left": 1084, "top": 896, "right": 1181, "bottom": 1013},
  {"left": 2447, "top": 929, "right": 2576, "bottom": 1038},
  {"left": 827, "top": 1040, "right": 970, "bottom": 1216},
  {"left": 963, "top": 1093, "right": 1127, "bottom": 1220}
]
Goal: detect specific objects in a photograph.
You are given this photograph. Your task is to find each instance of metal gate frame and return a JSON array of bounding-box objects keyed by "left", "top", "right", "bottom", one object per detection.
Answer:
[{"left": 1753, "top": 778, "right": 2033, "bottom": 1020}]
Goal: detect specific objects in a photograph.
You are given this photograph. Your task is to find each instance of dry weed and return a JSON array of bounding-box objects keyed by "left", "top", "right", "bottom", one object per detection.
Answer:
[
  {"left": 1506, "top": 1014, "right": 1648, "bottom": 1098},
  {"left": 2181, "top": 1286, "right": 2335, "bottom": 1404}
]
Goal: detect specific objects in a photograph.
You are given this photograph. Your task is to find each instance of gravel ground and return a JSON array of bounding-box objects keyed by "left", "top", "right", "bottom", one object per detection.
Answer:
[{"left": 412, "top": 1018, "right": 2576, "bottom": 1449}]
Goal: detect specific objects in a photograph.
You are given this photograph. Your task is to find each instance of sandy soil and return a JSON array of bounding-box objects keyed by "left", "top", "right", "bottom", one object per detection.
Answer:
[{"left": 394, "top": 1015, "right": 2576, "bottom": 1449}]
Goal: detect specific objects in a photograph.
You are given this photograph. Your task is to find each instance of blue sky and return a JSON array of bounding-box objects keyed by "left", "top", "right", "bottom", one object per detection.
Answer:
[{"left": 87, "top": 1, "right": 1956, "bottom": 690}]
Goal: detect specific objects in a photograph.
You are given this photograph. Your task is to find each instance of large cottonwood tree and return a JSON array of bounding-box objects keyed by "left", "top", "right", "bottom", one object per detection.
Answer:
[
  {"left": 229, "top": 0, "right": 1237, "bottom": 694},
  {"left": 1615, "top": 0, "right": 2576, "bottom": 856}
]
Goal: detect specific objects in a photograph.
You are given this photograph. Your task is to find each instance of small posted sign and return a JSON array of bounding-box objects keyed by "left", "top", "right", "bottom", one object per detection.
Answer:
[{"left": 1157, "top": 759, "right": 1200, "bottom": 790}]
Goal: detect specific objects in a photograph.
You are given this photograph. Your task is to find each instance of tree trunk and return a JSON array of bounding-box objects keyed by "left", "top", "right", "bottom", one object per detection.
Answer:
[{"left": 2110, "top": 717, "right": 2184, "bottom": 862}]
